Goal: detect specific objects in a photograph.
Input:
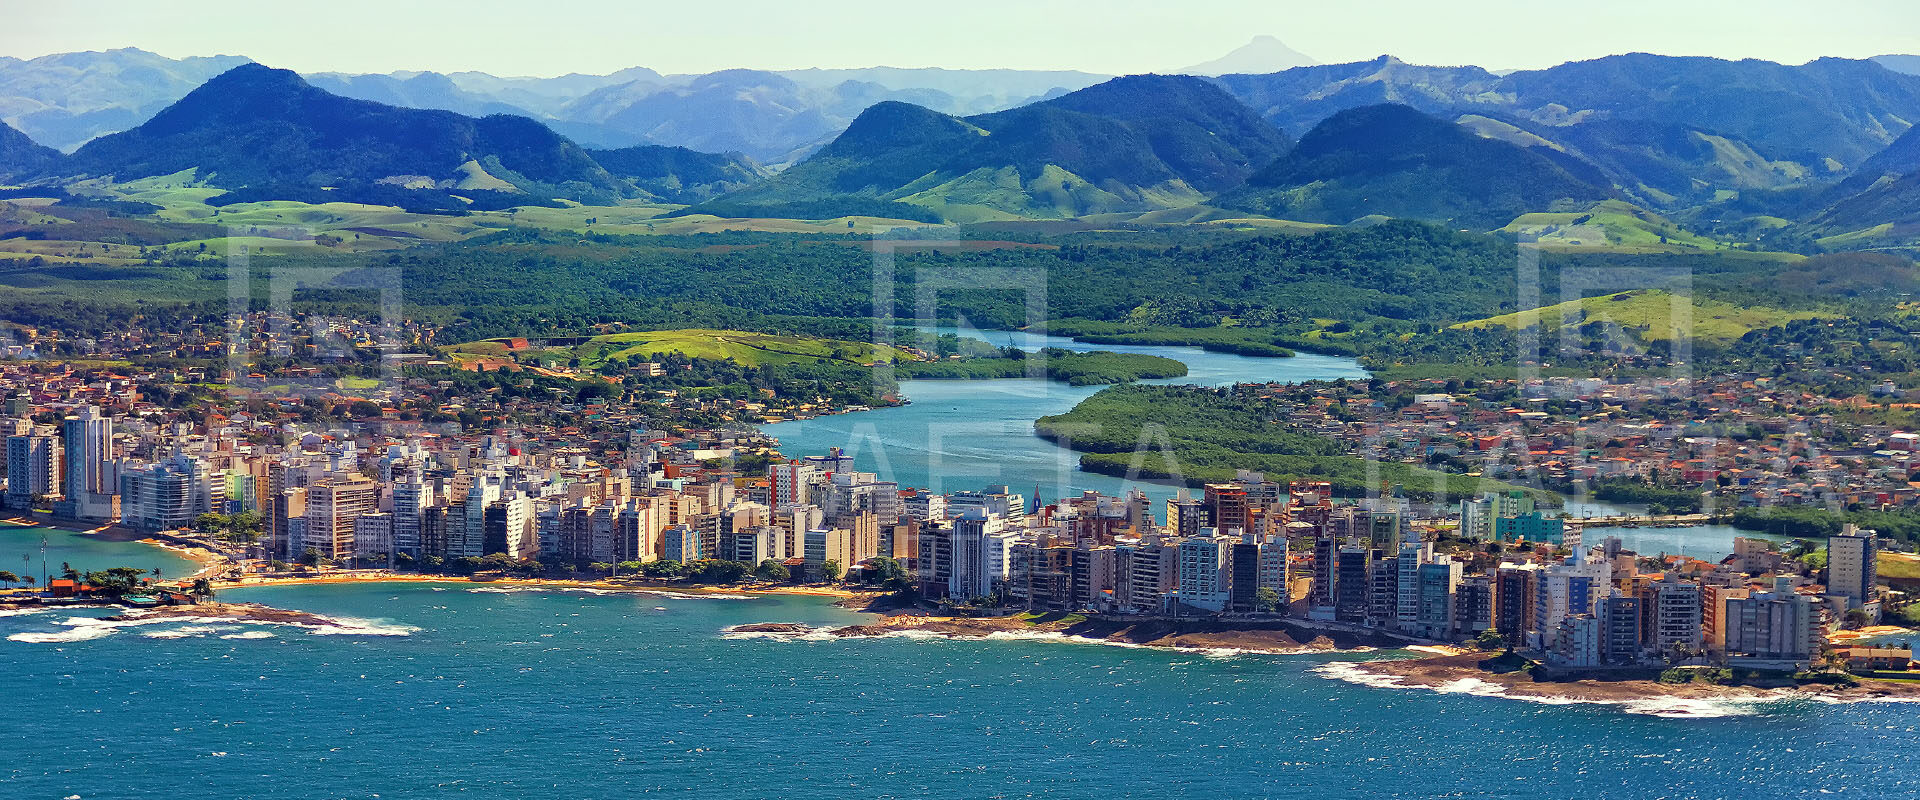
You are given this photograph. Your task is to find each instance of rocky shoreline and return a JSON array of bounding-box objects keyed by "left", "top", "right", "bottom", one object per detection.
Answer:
[
  {"left": 1340, "top": 652, "right": 1920, "bottom": 705},
  {"left": 94, "top": 601, "right": 361, "bottom": 630},
  {"left": 727, "top": 613, "right": 1400, "bottom": 654}
]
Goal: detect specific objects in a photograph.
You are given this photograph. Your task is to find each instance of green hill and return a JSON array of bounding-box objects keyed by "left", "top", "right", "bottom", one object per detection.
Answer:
[
  {"left": 1499, "top": 200, "right": 1732, "bottom": 252},
  {"left": 1214, "top": 53, "right": 1920, "bottom": 215},
  {"left": 53, "top": 64, "right": 626, "bottom": 204},
  {"left": 1452, "top": 289, "right": 1830, "bottom": 344},
  {"left": 0, "top": 120, "right": 60, "bottom": 182},
  {"left": 586, "top": 145, "right": 768, "bottom": 204},
  {"left": 1214, "top": 104, "right": 1615, "bottom": 229},
  {"left": 1807, "top": 126, "right": 1920, "bottom": 245},
  {"left": 699, "top": 75, "right": 1292, "bottom": 222}
]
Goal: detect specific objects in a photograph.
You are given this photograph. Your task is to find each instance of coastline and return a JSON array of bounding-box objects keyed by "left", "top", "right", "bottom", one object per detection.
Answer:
[
  {"left": 724, "top": 612, "right": 1403, "bottom": 655},
  {"left": 211, "top": 570, "right": 876, "bottom": 602},
  {"left": 1, "top": 512, "right": 227, "bottom": 580},
  {"left": 1333, "top": 651, "right": 1920, "bottom": 707}
]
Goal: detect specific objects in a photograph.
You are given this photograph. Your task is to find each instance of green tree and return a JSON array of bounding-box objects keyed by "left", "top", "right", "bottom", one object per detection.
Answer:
[
  {"left": 690, "top": 559, "right": 750, "bottom": 584},
  {"left": 1253, "top": 586, "right": 1282, "bottom": 613},
  {"left": 641, "top": 559, "right": 684, "bottom": 579},
  {"left": 863, "top": 556, "right": 910, "bottom": 593},
  {"left": 820, "top": 559, "right": 843, "bottom": 584},
  {"left": 754, "top": 559, "right": 791, "bottom": 583},
  {"left": 1472, "top": 628, "right": 1507, "bottom": 651}
]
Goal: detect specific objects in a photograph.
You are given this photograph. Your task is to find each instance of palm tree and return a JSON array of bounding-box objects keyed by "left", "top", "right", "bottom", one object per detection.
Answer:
[{"left": 0, "top": 570, "right": 16, "bottom": 588}]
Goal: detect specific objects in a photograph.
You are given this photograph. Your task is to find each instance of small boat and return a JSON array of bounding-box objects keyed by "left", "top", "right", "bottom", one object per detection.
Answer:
[{"left": 653, "top": 606, "right": 668, "bottom": 611}]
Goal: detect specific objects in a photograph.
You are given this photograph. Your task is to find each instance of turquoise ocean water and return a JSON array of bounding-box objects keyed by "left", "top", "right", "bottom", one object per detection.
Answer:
[{"left": 4, "top": 571, "right": 1917, "bottom": 799}]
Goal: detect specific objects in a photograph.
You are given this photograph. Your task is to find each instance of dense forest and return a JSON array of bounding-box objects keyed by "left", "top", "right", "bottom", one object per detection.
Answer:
[
  {"left": 273, "top": 220, "right": 1546, "bottom": 344},
  {"left": 1032, "top": 384, "right": 1537, "bottom": 500}
]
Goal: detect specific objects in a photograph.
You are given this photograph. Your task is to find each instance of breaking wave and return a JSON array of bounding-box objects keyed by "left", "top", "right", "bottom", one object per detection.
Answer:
[
  {"left": 1309, "top": 661, "right": 1770, "bottom": 718},
  {"left": 6, "top": 610, "right": 416, "bottom": 644}
]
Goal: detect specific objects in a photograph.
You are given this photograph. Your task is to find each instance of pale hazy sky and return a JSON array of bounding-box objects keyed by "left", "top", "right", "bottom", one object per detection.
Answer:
[{"left": 2, "top": 0, "right": 1915, "bottom": 77}]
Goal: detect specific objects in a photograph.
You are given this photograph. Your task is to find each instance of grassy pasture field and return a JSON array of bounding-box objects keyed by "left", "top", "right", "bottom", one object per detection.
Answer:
[
  {"left": 447, "top": 328, "right": 920, "bottom": 371},
  {"left": 1453, "top": 289, "right": 1831, "bottom": 344}
]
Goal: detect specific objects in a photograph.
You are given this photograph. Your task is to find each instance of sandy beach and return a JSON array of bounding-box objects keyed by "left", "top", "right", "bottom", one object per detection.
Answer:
[
  {"left": 2, "top": 512, "right": 228, "bottom": 581},
  {"left": 1827, "top": 625, "right": 1917, "bottom": 644}
]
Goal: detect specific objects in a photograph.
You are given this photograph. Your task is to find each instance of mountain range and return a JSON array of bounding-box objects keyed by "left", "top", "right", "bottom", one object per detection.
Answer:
[
  {"left": 701, "top": 75, "right": 1292, "bottom": 221},
  {"left": 54, "top": 64, "right": 624, "bottom": 203},
  {"left": 1214, "top": 104, "right": 1615, "bottom": 228},
  {"left": 3, "top": 44, "right": 1920, "bottom": 243},
  {"left": 0, "top": 47, "right": 1108, "bottom": 164},
  {"left": 0, "top": 48, "right": 250, "bottom": 152}
]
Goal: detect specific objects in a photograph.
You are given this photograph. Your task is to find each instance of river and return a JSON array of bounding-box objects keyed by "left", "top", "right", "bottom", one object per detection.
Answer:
[
  {"left": 765, "top": 327, "right": 1775, "bottom": 558},
  {"left": 763, "top": 326, "right": 1368, "bottom": 505}
]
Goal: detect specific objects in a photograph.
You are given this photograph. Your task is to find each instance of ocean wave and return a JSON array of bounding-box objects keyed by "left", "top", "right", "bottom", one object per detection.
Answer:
[
  {"left": 464, "top": 586, "right": 617, "bottom": 595},
  {"left": 1309, "top": 661, "right": 1765, "bottom": 718},
  {"left": 722, "top": 629, "right": 844, "bottom": 642},
  {"left": 8, "top": 625, "right": 118, "bottom": 643},
  {"left": 301, "top": 616, "right": 419, "bottom": 636},
  {"left": 464, "top": 585, "right": 752, "bottom": 599},
  {"left": 644, "top": 590, "right": 754, "bottom": 600},
  {"left": 142, "top": 625, "right": 224, "bottom": 639},
  {"left": 7, "top": 608, "right": 417, "bottom": 645},
  {"left": 721, "top": 623, "right": 1318, "bottom": 657},
  {"left": 220, "top": 631, "right": 276, "bottom": 640}
]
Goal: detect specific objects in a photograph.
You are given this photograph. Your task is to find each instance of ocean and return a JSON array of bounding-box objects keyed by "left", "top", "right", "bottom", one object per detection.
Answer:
[{"left": 5, "top": 574, "right": 1918, "bottom": 799}]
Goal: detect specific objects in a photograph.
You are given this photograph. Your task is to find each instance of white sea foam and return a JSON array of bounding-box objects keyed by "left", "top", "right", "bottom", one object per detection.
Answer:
[
  {"left": 8, "top": 608, "right": 417, "bottom": 644},
  {"left": 644, "top": 590, "right": 754, "bottom": 600},
  {"left": 8, "top": 625, "right": 118, "bottom": 643},
  {"left": 1310, "top": 660, "right": 1765, "bottom": 718},
  {"left": 8, "top": 613, "right": 203, "bottom": 643},
  {"left": 0, "top": 607, "right": 59, "bottom": 618},
  {"left": 142, "top": 625, "right": 224, "bottom": 639},
  {"left": 722, "top": 629, "right": 841, "bottom": 642},
  {"left": 301, "top": 616, "right": 419, "bottom": 636},
  {"left": 220, "top": 631, "right": 276, "bottom": 640},
  {"left": 1311, "top": 661, "right": 1417, "bottom": 690},
  {"left": 724, "top": 624, "right": 1311, "bottom": 657}
]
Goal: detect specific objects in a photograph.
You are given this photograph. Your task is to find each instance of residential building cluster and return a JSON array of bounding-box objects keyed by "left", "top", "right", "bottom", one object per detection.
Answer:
[{"left": 1261, "top": 374, "right": 1920, "bottom": 511}]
